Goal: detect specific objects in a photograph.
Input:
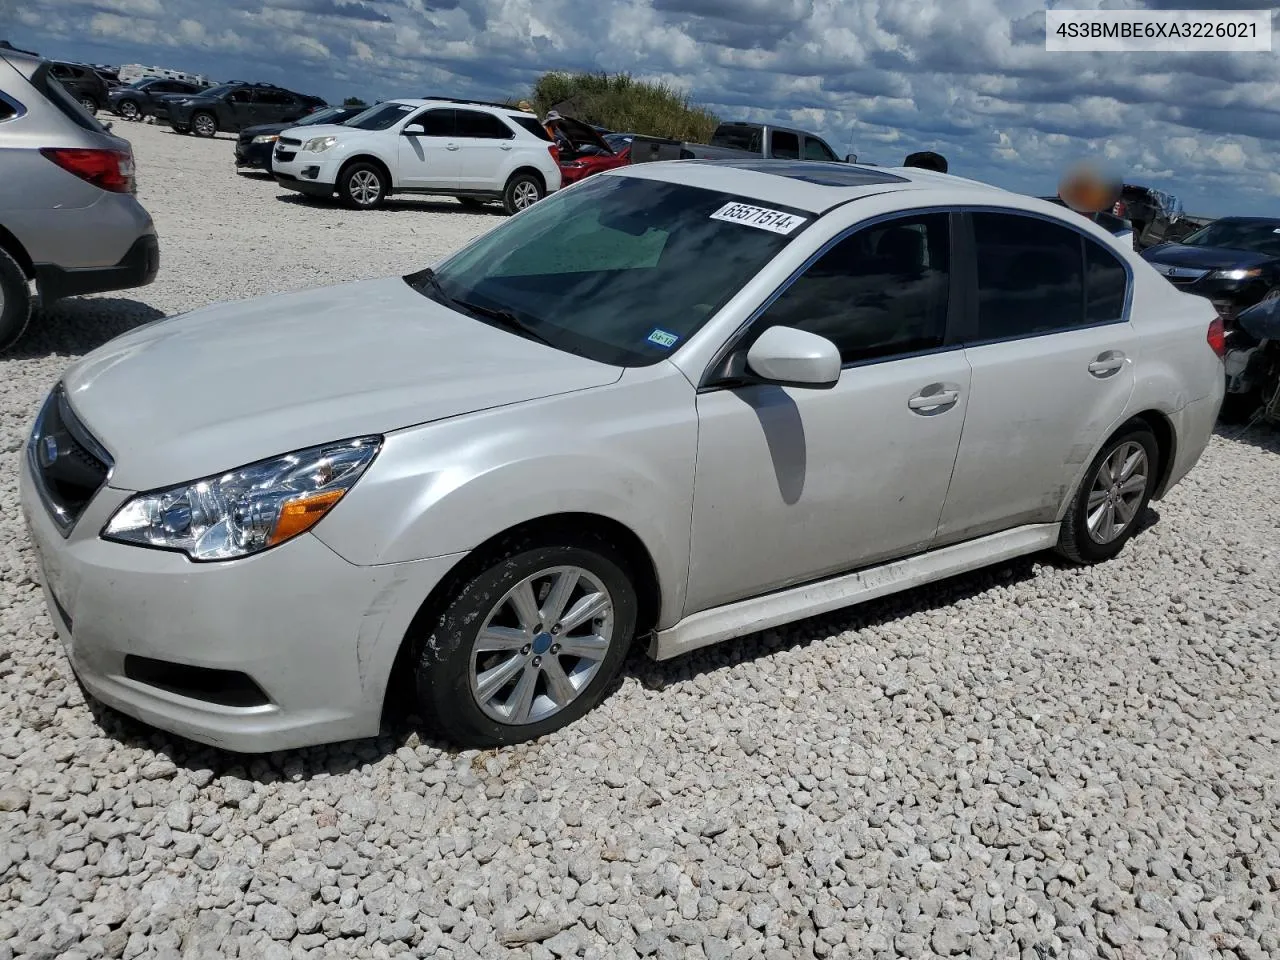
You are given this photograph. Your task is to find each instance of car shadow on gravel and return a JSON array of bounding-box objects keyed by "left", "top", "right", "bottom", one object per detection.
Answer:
[
  {"left": 274, "top": 193, "right": 503, "bottom": 215},
  {"left": 9, "top": 297, "right": 166, "bottom": 360},
  {"left": 72, "top": 512, "right": 1163, "bottom": 779},
  {"left": 1214, "top": 421, "right": 1280, "bottom": 454}
]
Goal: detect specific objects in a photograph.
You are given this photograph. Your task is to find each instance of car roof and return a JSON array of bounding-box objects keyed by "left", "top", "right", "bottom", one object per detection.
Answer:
[
  {"left": 611, "top": 159, "right": 1015, "bottom": 215},
  {"left": 384, "top": 97, "right": 538, "bottom": 117}
]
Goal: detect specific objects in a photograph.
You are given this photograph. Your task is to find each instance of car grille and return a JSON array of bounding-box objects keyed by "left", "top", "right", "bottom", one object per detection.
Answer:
[
  {"left": 27, "top": 385, "right": 112, "bottom": 536},
  {"left": 274, "top": 150, "right": 297, "bottom": 163},
  {"left": 1156, "top": 265, "right": 1209, "bottom": 284},
  {"left": 279, "top": 137, "right": 301, "bottom": 147}
]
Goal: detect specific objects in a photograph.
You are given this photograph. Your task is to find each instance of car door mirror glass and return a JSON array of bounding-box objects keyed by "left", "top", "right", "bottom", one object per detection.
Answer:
[
  {"left": 845, "top": 153, "right": 858, "bottom": 163},
  {"left": 745, "top": 326, "right": 841, "bottom": 389}
]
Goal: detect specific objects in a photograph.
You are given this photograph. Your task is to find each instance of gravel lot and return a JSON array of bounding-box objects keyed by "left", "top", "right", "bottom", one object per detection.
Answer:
[{"left": 1, "top": 120, "right": 1279, "bottom": 960}]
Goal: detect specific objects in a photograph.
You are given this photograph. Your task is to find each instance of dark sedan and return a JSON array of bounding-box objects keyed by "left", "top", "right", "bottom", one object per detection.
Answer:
[
  {"left": 1142, "top": 217, "right": 1280, "bottom": 323},
  {"left": 108, "top": 78, "right": 205, "bottom": 121},
  {"left": 234, "top": 105, "right": 366, "bottom": 170}
]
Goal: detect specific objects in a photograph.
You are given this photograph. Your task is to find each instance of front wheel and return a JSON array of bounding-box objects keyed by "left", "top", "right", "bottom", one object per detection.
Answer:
[
  {"left": 338, "top": 162, "right": 387, "bottom": 209},
  {"left": 502, "top": 173, "right": 544, "bottom": 215},
  {"left": 1055, "top": 422, "right": 1158, "bottom": 565},
  {"left": 78, "top": 96, "right": 98, "bottom": 115},
  {"left": 116, "top": 100, "right": 140, "bottom": 120},
  {"left": 413, "top": 536, "right": 638, "bottom": 747},
  {"left": 0, "top": 247, "right": 35, "bottom": 354},
  {"left": 191, "top": 111, "right": 217, "bottom": 138}
]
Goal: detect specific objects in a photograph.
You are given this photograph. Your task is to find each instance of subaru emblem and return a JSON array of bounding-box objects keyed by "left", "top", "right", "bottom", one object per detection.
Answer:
[{"left": 39, "top": 435, "right": 58, "bottom": 468}]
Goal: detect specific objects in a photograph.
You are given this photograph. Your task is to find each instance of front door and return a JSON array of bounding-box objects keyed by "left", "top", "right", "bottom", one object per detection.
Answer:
[
  {"left": 453, "top": 109, "right": 515, "bottom": 191},
  {"left": 935, "top": 210, "right": 1138, "bottom": 544},
  {"left": 686, "top": 211, "right": 971, "bottom": 614},
  {"left": 396, "top": 108, "right": 460, "bottom": 190}
]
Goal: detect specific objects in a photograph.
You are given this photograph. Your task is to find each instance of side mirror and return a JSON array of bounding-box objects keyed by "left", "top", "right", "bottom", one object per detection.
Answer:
[
  {"left": 402, "top": 122, "right": 425, "bottom": 136},
  {"left": 745, "top": 326, "right": 841, "bottom": 389},
  {"left": 845, "top": 153, "right": 857, "bottom": 164}
]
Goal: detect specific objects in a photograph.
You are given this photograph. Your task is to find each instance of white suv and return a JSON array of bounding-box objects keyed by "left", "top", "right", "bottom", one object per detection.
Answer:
[{"left": 270, "top": 97, "right": 563, "bottom": 214}]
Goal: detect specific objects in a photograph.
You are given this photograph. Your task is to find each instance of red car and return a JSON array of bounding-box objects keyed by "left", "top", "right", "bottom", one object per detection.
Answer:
[{"left": 555, "top": 119, "right": 634, "bottom": 185}]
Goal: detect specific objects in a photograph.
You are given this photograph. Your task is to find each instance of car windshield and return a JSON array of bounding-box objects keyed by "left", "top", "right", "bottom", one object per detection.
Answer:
[
  {"left": 345, "top": 102, "right": 416, "bottom": 130},
  {"left": 1180, "top": 220, "right": 1280, "bottom": 256},
  {"left": 418, "top": 174, "right": 809, "bottom": 366},
  {"left": 296, "top": 107, "right": 345, "bottom": 126}
]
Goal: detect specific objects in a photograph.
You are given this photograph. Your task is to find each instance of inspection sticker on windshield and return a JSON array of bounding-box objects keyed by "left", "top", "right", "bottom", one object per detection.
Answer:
[
  {"left": 647, "top": 328, "right": 679, "bottom": 348},
  {"left": 710, "top": 202, "right": 808, "bottom": 235}
]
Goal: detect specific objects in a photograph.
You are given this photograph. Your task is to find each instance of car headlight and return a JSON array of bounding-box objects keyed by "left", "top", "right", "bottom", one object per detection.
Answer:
[
  {"left": 252, "top": 134, "right": 279, "bottom": 144},
  {"left": 302, "top": 136, "right": 337, "bottom": 152},
  {"left": 103, "top": 437, "right": 381, "bottom": 561},
  {"left": 1211, "top": 268, "right": 1262, "bottom": 281}
]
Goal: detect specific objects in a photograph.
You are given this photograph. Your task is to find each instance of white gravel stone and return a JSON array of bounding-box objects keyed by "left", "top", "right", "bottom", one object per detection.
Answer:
[{"left": 1, "top": 119, "right": 1279, "bottom": 960}]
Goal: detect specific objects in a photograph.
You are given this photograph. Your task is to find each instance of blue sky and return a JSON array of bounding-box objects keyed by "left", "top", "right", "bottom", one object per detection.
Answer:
[{"left": 12, "top": 0, "right": 1280, "bottom": 216}]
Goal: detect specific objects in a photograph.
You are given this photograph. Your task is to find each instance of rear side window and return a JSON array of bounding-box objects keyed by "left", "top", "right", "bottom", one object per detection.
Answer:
[
  {"left": 753, "top": 212, "right": 951, "bottom": 364},
  {"left": 1085, "top": 239, "right": 1128, "bottom": 322},
  {"left": 771, "top": 130, "right": 800, "bottom": 160},
  {"left": 509, "top": 115, "right": 551, "bottom": 141},
  {"left": 0, "top": 96, "right": 17, "bottom": 122},
  {"left": 255, "top": 89, "right": 295, "bottom": 105},
  {"left": 456, "top": 110, "right": 514, "bottom": 139},
  {"left": 972, "top": 212, "right": 1084, "bottom": 340}
]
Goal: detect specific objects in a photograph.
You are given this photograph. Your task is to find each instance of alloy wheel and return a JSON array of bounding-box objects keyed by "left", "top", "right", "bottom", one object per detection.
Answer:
[
  {"left": 513, "top": 181, "right": 540, "bottom": 210},
  {"left": 349, "top": 170, "right": 381, "bottom": 206},
  {"left": 193, "top": 114, "right": 215, "bottom": 137},
  {"left": 119, "top": 101, "right": 139, "bottom": 120},
  {"left": 469, "top": 566, "right": 615, "bottom": 725},
  {"left": 1086, "top": 441, "right": 1149, "bottom": 544}
]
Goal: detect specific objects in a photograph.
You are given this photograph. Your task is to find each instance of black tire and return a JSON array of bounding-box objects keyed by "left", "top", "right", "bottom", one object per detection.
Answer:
[
  {"left": 0, "top": 246, "right": 35, "bottom": 354},
  {"left": 78, "top": 96, "right": 98, "bottom": 115},
  {"left": 413, "top": 533, "right": 638, "bottom": 747},
  {"left": 117, "top": 100, "right": 140, "bottom": 121},
  {"left": 1218, "top": 389, "right": 1260, "bottom": 425},
  {"left": 1056, "top": 422, "right": 1159, "bottom": 565},
  {"left": 191, "top": 111, "right": 217, "bottom": 138},
  {"left": 502, "top": 172, "right": 544, "bottom": 216},
  {"left": 338, "top": 162, "right": 387, "bottom": 209}
]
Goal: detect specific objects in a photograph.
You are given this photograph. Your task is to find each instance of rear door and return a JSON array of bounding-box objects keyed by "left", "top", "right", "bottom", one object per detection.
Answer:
[
  {"left": 396, "top": 108, "right": 459, "bottom": 189},
  {"left": 253, "top": 88, "right": 296, "bottom": 125},
  {"left": 935, "top": 210, "right": 1137, "bottom": 545},
  {"left": 453, "top": 110, "right": 515, "bottom": 190}
]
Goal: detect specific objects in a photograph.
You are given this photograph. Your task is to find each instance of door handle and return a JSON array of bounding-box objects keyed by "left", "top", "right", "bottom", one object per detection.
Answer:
[
  {"left": 1088, "top": 352, "right": 1126, "bottom": 378},
  {"left": 907, "top": 387, "right": 960, "bottom": 413},
  {"left": 500, "top": 143, "right": 513, "bottom": 150},
  {"left": 445, "top": 143, "right": 460, "bottom": 151}
]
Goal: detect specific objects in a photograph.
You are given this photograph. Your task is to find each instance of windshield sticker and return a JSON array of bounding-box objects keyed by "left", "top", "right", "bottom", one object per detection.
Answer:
[
  {"left": 710, "top": 202, "right": 808, "bottom": 235},
  {"left": 647, "top": 329, "right": 680, "bottom": 349}
]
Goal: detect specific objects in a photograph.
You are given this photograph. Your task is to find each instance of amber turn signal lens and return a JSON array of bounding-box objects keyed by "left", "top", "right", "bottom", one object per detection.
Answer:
[{"left": 267, "top": 489, "right": 347, "bottom": 546}]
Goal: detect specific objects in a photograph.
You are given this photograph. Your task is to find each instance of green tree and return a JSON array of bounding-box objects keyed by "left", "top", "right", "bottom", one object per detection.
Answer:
[
  {"left": 342, "top": 96, "right": 367, "bottom": 107},
  {"left": 524, "top": 72, "right": 718, "bottom": 142}
]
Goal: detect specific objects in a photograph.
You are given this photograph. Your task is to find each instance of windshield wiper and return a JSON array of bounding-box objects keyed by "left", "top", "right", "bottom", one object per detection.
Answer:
[
  {"left": 452, "top": 297, "right": 556, "bottom": 348},
  {"left": 404, "top": 266, "right": 456, "bottom": 304}
]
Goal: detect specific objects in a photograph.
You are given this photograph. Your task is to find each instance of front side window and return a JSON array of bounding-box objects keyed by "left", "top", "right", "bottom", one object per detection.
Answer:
[
  {"left": 413, "top": 109, "right": 454, "bottom": 136},
  {"left": 752, "top": 213, "right": 951, "bottom": 364},
  {"left": 803, "top": 137, "right": 837, "bottom": 162},
  {"left": 972, "top": 212, "right": 1084, "bottom": 340},
  {"left": 228, "top": 89, "right": 252, "bottom": 103},
  {"left": 419, "top": 175, "right": 808, "bottom": 366}
]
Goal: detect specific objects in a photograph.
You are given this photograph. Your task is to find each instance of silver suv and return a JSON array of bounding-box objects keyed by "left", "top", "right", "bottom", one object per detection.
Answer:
[{"left": 0, "top": 47, "right": 159, "bottom": 352}]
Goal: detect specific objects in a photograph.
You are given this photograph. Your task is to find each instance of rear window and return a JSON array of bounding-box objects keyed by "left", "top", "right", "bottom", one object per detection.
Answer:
[
  {"left": 509, "top": 115, "right": 551, "bottom": 141},
  {"left": 30, "top": 63, "right": 104, "bottom": 133}
]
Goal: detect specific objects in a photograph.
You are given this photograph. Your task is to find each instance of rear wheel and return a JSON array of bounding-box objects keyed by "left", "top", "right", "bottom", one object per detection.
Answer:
[
  {"left": 502, "top": 173, "right": 543, "bottom": 215},
  {"left": 338, "top": 162, "right": 387, "bottom": 209},
  {"left": 191, "top": 111, "right": 217, "bottom": 138},
  {"left": 413, "top": 534, "right": 637, "bottom": 747},
  {"left": 0, "top": 247, "right": 35, "bottom": 354},
  {"left": 1056, "top": 422, "right": 1158, "bottom": 565},
  {"left": 117, "top": 100, "right": 140, "bottom": 121}
]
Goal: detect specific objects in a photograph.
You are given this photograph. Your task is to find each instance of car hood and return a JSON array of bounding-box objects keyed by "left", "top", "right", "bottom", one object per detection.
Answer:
[
  {"left": 279, "top": 122, "right": 360, "bottom": 140},
  {"left": 61, "top": 277, "right": 624, "bottom": 490},
  {"left": 1142, "top": 243, "right": 1277, "bottom": 270},
  {"left": 240, "top": 121, "right": 290, "bottom": 139}
]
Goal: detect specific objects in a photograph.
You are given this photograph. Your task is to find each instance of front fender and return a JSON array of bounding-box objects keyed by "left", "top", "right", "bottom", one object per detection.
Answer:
[{"left": 312, "top": 366, "right": 699, "bottom": 629}]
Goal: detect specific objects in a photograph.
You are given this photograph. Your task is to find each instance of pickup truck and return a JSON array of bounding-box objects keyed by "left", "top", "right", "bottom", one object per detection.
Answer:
[{"left": 630, "top": 121, "right": 850, "bottom": 165}]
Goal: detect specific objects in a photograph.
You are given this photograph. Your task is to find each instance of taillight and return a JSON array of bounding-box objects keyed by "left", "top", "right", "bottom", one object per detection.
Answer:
[
  {"left": 1207, "top": 316, "right": 1227, "bottom": 358},
  {"left": 548, "top": 143, "right": 560, "bottom": 164},
  {"left": 39, "top": 147, "right": 136, "bottom": 194}
]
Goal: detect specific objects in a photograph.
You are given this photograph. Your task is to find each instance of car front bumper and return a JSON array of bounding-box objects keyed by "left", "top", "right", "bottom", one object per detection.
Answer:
[
  {"left": 19, "top": 452, "right": 463, "bottom": 753},
  {"left": 272, "top": 148, "right": 340, "bottom": 192},
  {"left": 234, "top": 140, "right": 274, "bottom": 169}
]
